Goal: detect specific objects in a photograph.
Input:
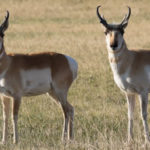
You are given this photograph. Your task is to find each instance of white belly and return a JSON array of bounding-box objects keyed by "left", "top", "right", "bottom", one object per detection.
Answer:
[{"left": 20, "top": 68, "right": 52, "bottom": 96}]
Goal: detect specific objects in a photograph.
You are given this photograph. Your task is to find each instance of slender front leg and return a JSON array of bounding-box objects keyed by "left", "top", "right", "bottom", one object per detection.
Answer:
[
  {"left": 12, "top": 97, "right": 21, "bottom": 144},
  {"left": 126, "top": 93, "right": 136, "bottom": 143},
  {"left": 138, "top": 92, "right": 150, "bottom": 144},
  {"left": 1, "top": 96, "right": 10, "bottom": 144}
]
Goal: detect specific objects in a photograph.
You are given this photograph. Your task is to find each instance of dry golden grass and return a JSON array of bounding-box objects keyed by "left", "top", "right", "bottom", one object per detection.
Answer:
[{"left": 0, "top": 0, "right": 150, "bottom": 149}]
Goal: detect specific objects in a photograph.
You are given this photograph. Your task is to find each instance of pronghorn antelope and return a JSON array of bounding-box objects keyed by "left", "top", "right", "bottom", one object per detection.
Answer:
[
  {"left": 0, "top": 11, "right": 78, "bottom": 144},
  {"left": 97, "top": 6, "right": 150, "bottom": 144}
]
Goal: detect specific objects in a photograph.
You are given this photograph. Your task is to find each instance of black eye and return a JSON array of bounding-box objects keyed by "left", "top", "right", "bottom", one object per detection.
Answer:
[{"left": 104, "top": 31, "right": 107, "bottom": 35}]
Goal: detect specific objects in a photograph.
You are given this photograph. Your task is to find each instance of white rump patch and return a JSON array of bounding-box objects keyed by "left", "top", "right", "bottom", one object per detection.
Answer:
[
  {"left": 20, "top": 68, "right": 52, "bottom": 96},
  {"left": 65, "top": 55, "right": 78, "bottom": 80}
]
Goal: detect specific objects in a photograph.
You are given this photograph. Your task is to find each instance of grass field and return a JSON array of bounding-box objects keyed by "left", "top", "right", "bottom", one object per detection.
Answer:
[{"left": 0, "top": 0, "right": 150, "bottom": 149}]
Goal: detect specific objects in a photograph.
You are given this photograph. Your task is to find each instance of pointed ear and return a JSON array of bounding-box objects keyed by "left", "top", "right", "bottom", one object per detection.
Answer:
[
  {"left": 102, "top": 26, "right": 108, "bottom": 35},
  {"left": 0, "top": 11, "right": 9, "bottom": 35},
  {"left": 101, "top": 23, "right": 107, "bottom": 31},
  {"left": 122, "top": 21, "right": 128, "bottom": 29}
]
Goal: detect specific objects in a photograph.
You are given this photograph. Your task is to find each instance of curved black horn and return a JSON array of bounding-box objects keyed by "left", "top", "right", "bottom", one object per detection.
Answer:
[
  {"left": 0, "top": 11, "right": 9, "bottom": 34},
  {"left": 120, "top": 6, "right": 131, "bottom": 25},
  {"left": 96, "top": 5, "right": 108, "bottom": 28}
]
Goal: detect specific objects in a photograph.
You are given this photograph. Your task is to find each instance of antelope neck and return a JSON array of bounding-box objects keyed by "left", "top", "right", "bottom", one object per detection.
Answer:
[{"left": 108, "top": 42, "right": 126, "bottom": 64}]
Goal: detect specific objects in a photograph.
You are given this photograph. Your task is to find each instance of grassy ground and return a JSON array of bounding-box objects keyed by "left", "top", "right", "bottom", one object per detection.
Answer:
[{"left": 0, "top": 0, "right": 150, "bottom": 149}]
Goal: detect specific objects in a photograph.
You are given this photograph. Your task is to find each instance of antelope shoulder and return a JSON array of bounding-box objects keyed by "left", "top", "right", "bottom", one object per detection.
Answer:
[{"left": 113, "top": 66, "right": 130, "bottom": 92}]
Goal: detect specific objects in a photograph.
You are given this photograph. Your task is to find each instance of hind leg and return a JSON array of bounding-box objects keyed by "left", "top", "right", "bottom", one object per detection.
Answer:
[
  {"left": 49, "top": 89, "right": 74, "bottom": 141},
  {"left": 68, "top": 102, "right": 74, "bottom": 140},
  {"left": 61, "top": 101, "right": 74, "bottom": 140}
]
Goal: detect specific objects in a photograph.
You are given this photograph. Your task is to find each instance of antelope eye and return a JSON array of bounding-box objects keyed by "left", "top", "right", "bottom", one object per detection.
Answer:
[
  {"left": 104, "top": 30, "right": 110, "bottom": 35},
  {"left": 104, "top": 31, "right": 108, "bottom": 35},
  {"left": 104, "top": 31, "right": 107, "bottom": 35}
]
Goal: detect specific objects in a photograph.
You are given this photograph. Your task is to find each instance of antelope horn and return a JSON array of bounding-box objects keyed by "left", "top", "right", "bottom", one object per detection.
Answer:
[
  {"left": 120, "top": 6, "right": 131, "bottom": 26},
  {"left": 0, "top": 11, "right": 9, "bottom": 34},
  {"left": 96, "top": 5, "right": 108, "bottom": 28}
]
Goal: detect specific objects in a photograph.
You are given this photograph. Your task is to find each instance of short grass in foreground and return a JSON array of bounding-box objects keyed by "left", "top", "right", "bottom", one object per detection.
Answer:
[{"left": 0, "top": 0, "right": 150, "bottom": 149}]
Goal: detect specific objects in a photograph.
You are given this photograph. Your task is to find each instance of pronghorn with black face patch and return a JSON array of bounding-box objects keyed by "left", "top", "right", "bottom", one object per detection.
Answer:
[
  {"left": 0, "top": 11, "right": 78, "bottom": 144},
  {"left": 97, "top": 5, "right": 150, "bottom": 145}
]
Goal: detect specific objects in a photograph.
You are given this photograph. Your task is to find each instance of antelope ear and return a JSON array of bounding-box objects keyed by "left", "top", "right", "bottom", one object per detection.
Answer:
[
  {"left": 103, "top": 26, "right": 108, "bottom": 34},
  {"left": 122, "top": 21, "right": 128, "bottom": 29},
  {"left": 101, "top": 22, "right": 107, "bottom": 31}
]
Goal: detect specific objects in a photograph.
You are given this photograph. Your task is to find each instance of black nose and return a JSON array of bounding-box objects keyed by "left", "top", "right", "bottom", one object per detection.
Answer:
[{"left": 110, "top": 42, "right": 118, "bottom": 49}]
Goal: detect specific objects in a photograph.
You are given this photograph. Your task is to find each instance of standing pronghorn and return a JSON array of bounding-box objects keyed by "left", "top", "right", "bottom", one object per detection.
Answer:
[
  {"left": 0, "top": 11, "right": 78, "bottom": 144},
  {"left": 97, "top": 6, "right": 150, "bottom": 144}
]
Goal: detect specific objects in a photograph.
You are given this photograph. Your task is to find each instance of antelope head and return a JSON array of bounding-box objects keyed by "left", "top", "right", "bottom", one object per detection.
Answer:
[{"left": 97, "top": 6, "right": 131, "bottom": 52}]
